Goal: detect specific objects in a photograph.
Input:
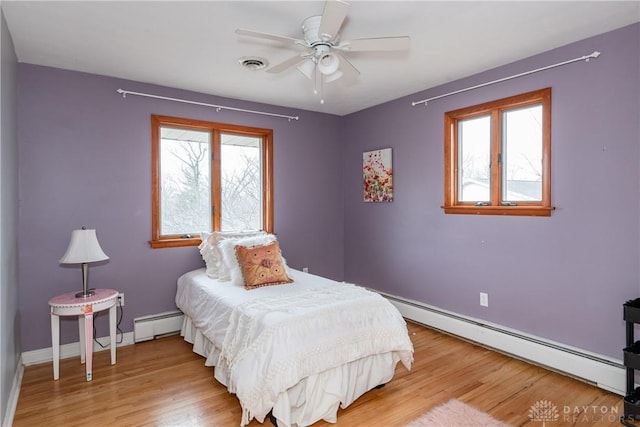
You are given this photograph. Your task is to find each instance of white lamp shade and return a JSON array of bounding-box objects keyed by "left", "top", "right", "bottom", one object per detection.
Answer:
[
  {"left": 296, "top": 59, "right": 316, "bottom": 80},
  {"left": 59, "top": 229, "right": 109, "bottom": 264},
  {"left": 324, "top": 70, "right": 343, "bottom": 83},
  {"left": 317, "top": 53, "right": 340, "bottom": 75}
]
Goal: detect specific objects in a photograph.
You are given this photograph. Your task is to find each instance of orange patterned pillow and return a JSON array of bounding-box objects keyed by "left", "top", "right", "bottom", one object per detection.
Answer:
[{"left": 235, "top": 241, "right": 293, "bottom": 289}]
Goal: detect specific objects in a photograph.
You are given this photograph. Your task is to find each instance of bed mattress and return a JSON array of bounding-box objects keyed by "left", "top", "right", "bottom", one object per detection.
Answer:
[{"left": 176, "top": 268, "right": 413, "bottom": 427}]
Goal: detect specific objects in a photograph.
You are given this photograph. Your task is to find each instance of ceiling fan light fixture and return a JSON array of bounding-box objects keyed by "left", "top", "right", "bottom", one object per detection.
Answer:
[
  {"left": 317, "top": 52, "right": 340, "bottom": 75},
  {"left": 324, "top": 69, "right": 343, "bottom": 83}
]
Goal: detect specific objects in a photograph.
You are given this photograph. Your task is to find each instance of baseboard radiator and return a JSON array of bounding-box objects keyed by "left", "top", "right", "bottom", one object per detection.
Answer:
[
  {"left": 133, "top": 310, "right": 184, "bottom": 343},
  {"left": 378, "top": 291, "right": 626, "bottom": 396}
]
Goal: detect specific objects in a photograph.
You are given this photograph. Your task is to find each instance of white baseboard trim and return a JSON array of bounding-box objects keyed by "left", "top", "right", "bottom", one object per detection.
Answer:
[
  {"left": 17, "top": 296, "right": 626, "bottom": 397},
  {"left": 379, "top": 292, "right": 626, "bottom": 396},
  {"left": 21, "top": 332, "right": 135, "bottom": 366},
  {"left": 1, "top": 356, "right": 23, "bottom": 427}
]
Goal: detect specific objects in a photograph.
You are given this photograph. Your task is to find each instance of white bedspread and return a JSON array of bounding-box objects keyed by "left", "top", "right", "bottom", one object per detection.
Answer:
[{"left": 176, "top": 268, "right": 413, "bottom": 427}]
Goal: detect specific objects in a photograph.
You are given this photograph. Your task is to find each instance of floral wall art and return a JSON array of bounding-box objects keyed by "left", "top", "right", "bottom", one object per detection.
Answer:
[{"left": 363, "top": 148, "right": 393, "bottom": 202}]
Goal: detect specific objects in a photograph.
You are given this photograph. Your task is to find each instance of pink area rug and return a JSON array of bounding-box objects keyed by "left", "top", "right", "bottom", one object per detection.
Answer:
[{"left": 405, "top": 399, "right": 511, "bottom": 427}]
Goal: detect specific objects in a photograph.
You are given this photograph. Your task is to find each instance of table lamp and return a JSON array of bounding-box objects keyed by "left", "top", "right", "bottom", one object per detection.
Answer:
[{"left": 59, "top": 227, "right": 109, "bottom": 298}]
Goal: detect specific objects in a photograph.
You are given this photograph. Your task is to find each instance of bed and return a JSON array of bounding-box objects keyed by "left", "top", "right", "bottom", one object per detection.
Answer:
[{"left": 175, "top": 232, "right": 414, "bottom": 427}]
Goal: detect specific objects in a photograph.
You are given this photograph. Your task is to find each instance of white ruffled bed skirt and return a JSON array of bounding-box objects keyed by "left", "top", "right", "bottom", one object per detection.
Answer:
[{"left": 181, "top": 315, "right": 403, "bottom": 427}]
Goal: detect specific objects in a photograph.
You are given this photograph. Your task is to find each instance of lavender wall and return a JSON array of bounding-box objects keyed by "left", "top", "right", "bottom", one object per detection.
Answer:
[
  {"left": 1, "top": 9, "right": 20, "bottom": 423},
  {"left": 18, "top": 66, "right": 343, "bottom": 352},
  {"left": 343, "top": 23, "right": 640, "bottom": 359}
]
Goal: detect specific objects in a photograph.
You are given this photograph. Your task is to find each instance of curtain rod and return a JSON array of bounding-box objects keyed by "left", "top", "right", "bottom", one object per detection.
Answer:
[
  {"left": 116, "top": 88, "right": 300, "bottom": 122},
  {"left": 411, "top": 51, "right": 601, "bottom": 107}
]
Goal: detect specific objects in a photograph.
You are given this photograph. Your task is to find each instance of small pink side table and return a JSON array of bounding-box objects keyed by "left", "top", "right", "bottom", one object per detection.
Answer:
[{"left": 48, "top": 288, "right": 118, "bottom": 381}]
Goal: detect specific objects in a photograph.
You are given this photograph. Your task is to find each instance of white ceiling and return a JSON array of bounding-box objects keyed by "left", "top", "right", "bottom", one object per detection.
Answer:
[{"left": 3, "top": 1, "right": 639, "bottom": 116}]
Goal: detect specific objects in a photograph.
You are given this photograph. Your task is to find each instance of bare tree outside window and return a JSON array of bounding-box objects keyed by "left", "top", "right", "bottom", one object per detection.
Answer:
[
  {"left": 220, "top": 134, "right": 262, "bottom": 231},
  {"left": 151, "top": 115, "right": 274, "bottom": 248},
  {"left": 160, "top": 128, "right": 211, "bottom": 235},
  {"left": 158, "top": 128, "right": 263, "bottom": 236}
]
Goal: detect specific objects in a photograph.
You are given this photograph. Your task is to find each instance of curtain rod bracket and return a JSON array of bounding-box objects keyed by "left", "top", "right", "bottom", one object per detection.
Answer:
[{"left": 585, "top": 51, "right": 601, "bottom": 62}]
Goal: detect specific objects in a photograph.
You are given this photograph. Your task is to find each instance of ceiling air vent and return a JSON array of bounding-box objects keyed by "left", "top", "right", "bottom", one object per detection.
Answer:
[{"left": 239, "top": 57, "right": 268, "bottom": 71}]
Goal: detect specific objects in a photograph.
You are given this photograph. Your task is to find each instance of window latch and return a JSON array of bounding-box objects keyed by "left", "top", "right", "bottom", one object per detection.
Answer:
[
  {"left": 475, "top": 202, "right": 489, "bottom": 206},
  {"left": 501, "top": 201, "right": 517, "bottom": 206}
]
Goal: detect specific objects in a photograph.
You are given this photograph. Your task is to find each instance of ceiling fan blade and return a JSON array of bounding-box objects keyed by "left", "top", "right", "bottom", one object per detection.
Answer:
[
  {"left": 337, "top": 36, "right": 410, "bottom": 52},
  {"left": 318, "top": 0, "right": 350, "bottom": 41},
  {"left": 323, "top": 52, "right": 360, "bottom": 83},
  {"left": 236, "top": 28, "right": 307, "bottom": 47},
  {"left": 267, "top": 54, "right": 308, "bottom": 74},
  {"left": 335, "top": 53, "right": 360, "bottom": 80}
]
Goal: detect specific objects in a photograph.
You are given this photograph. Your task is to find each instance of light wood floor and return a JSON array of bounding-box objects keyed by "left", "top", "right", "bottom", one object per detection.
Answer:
[{"left": 13, "top": 321, "right": 622, "bottom": 426}]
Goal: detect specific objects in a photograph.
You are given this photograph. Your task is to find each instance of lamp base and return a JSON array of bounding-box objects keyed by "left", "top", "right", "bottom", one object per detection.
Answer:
[{"left": 75, "top": 288, "right": 95, "bottom": 298}]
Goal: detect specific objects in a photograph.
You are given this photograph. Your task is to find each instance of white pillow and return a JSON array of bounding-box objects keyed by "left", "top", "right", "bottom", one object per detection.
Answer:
[
  {"left": 198, "top": 232, "right": 217, "bottom": 278},
  {"left": 198, "top": 231, "right": 265, "bottom": 279},
  {"left": 218, "top": 234, "right": 278, "bottom": 285}
]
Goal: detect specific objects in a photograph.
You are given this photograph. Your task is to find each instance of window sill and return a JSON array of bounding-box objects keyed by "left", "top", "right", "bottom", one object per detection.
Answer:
[
  {"left": 149, "top": 238, "right": 201, "bottom": 249},
  {"left": 442, "top": 205, "right": 555, "bottom": 217}
]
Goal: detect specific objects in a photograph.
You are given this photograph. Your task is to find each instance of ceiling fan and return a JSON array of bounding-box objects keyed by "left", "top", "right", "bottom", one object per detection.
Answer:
[{"left": 236, "top": 0, "right": 410, "bottom": 104}]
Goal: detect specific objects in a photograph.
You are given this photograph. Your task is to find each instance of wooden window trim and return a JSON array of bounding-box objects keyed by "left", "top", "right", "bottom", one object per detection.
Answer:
[
  {"left": 443, "top": 88, "right": 554, "bottom": 217},
  {"left": 150, "top": 115, "right": 274, "bottom": 248}
]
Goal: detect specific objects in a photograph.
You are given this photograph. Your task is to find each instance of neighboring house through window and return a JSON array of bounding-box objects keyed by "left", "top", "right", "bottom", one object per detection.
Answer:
[
  {"left": 151, "top": 115, "right": 273, "bottom": 248},
  {"left": 443, "top": 88, "right": 553, "bottom": 216}
]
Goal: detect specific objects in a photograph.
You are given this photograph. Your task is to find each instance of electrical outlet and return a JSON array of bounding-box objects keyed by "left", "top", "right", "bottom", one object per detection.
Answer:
[
  {"left": 302, "top": 267, "right": 309, "bottom": 273},
  {"left": 480, "top": 292, "right": 488, "bottom": 307},
  {"left": 118, "top": 292, "right": 124, "bottom": 307}
]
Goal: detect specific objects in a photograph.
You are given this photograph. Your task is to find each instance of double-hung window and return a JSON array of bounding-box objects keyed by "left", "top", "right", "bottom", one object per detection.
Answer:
[
  {"left": 151, "top": 115, "right": 273, "bottom": 248},
  {"left": 443, "top": 88, "right": 553, "bottom": 216}
]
